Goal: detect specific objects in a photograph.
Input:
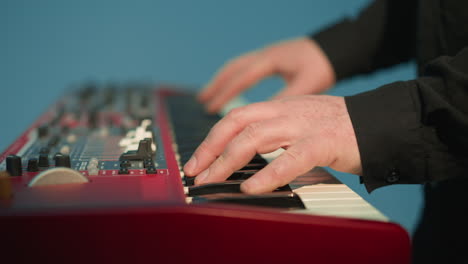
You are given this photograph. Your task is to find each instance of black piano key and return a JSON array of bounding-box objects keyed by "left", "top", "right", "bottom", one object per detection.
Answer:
[
  {"left": 188, "top": 181, "right": 243, "bottom": 196},
  {"left": 227, "top": 171, "right": 255, "bottom": 181},
  {"left": 187, "top": 174, "right": 291, "bottom": 193},
  {"left": 184, "top": 176, "right": 195, "bottom": 186},
  {"left": 250, "top": 155, "right": 267, "bottom": 164},
  {"left": 184, "top": 171, "right": 254, "bottom": 187},
  {"left": 240, "top": 163, "right": 265, "bottom": 170},
  {"left": 191, "top": 192, "right": 305, "bottom": 210}
]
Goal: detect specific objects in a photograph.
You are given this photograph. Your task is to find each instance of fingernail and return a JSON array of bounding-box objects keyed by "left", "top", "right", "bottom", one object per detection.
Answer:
[
  {"left": 184, "top": 156, "right": 197, "bottom": 175},
  {"left": 195, "top": 168, "right": 210, "bottom": 185}
]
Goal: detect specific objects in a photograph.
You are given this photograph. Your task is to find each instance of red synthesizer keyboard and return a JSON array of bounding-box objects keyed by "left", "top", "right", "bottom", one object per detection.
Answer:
[{"left": 0, "top": 83, "right": 410, "bottom": 263}]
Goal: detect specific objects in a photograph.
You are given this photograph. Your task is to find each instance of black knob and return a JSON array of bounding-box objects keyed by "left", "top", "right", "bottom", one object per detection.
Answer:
[
  {"left": 88, "top": 109, "right": 98, "bottom": 129},
  {"left": 27, "top": 158, "right": 39, "bottom": 172},
  {"left": 6, "top": 155, "right": 22, "bottom": 176},
  {"left": 118, "top": 167, "right": 129, "bottom": 175},
  {"left": 37, "top": 125, "right": 49, "bottom": 138},
  {"left": 120, "top": 160, "right": 131, "bottom": 168},
  {"left": 38, "top": 154, "right": 49, "bottom": 168},
  {"left": 54, "top": 153, "right": 71, "bottom": 168},
  {"left": 146, "top": 166, "right": 157, "bottom": 175}
]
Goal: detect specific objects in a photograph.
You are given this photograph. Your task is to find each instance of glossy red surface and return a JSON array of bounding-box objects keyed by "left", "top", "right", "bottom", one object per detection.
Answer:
[{"left": 3, "top": 205, "right": 410, "bottom": 264}]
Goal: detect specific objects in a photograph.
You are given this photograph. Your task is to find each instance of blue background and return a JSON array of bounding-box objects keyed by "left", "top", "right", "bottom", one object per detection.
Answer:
[{"left": 1, "top": 0, "right": 422, "bottom": 235}]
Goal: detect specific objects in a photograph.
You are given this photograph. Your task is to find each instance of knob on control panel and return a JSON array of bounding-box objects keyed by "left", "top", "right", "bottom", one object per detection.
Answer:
[
  {"left": 6, "top": 155, "right": 22, "bottom": 176},
  {"left": 27, "top": 158, "right": 39, "bottom": 172},
  {"left": 37, "top": 125, "right": 49, "bottom": 138},
  {"left": 54, "top": 153, "right": 71, "bottom": 168},
  {"left": 28, "top": 167, "right": 89, "bottom": 187},
  {"left": 38, "top": 154, "right": 49, "bottom": 168}
]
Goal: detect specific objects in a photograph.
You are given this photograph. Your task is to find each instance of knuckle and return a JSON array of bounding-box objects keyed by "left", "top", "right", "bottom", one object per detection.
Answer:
[
  {"left": 214, "top": 153, "right": 236, "bottom": 174},
  {"left": 226, "top": 107, "right": 245, "bottom": 124},
  {"left": 244, "top": 123, "right": 261, "bottom": 141},
  {"left": 214, "top": 153, "right": 226, "bottom": 167},
  {"left": 256, "top": 55, "right": 273, "bottom": 71},
  {"left": 284, "top": 149, "right": 302, "bottom": 163}
]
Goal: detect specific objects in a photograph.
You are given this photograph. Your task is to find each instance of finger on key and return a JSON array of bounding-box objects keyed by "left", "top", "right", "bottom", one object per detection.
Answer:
[
  {"left": 206, "top": 57, "right": 275, "bottom": 113},
  {"left": 198, "top": 52, "right": 258, "bottom": 103},
  {"left": 195, "top": 117, "right": 294, "bottom": 185},
  {"left": 241, "top": 138, "right": 325, "bottom": 194},
  {"left": 184, "top": 101, "right": 280, "bottom": 176}
]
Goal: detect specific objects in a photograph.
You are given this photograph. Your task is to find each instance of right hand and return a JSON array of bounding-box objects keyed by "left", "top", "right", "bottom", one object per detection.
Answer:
[
  {"left": 198, "top": 37, "right": 336, "bottom": 113},
  {"left": 184, "top": 95, "right": 361, "bottom": 194}
]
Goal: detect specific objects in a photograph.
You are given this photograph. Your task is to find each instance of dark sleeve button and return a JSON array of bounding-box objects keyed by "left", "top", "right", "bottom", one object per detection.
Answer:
[{"left": 386, "top": 167, "right": 400, "bottom": 183}]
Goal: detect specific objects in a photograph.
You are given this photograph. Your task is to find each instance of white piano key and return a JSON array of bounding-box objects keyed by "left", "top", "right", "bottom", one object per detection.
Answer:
[{"left": 289, "top": 168, "right": 389, "bottom": 222}]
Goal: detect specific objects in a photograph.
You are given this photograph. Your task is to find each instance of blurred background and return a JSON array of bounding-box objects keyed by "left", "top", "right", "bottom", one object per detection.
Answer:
[{"left": 1, "top": 0, "right": 422, "bottom": 235}]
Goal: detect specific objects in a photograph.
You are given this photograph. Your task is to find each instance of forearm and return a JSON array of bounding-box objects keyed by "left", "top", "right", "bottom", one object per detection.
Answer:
[{"left": 311, "top": 0, "right": 417, "bottom": 81}]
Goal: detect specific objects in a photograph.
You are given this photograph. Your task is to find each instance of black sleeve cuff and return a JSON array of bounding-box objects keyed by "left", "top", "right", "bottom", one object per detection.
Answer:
[{"left": 345, "top": 81, "right": 428, "bottom": 192}]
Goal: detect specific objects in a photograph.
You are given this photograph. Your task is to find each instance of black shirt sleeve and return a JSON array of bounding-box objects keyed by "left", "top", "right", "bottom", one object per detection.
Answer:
[
  {"left": 311, "top": 0, "right": 417, "bottom": 80},
  {"left": 308, "top": 0, "right": 468, "bottom": 192},
  {"left": 346, "top": 47, "right": 468, "bottom": 192}
]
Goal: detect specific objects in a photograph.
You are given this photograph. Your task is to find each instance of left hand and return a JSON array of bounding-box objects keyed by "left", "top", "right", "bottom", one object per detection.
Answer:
[
  {"left": 198, "top": 38, "right": 336, "bottom": 113},
  {"left": 183, "top": 95, "right": 362, "bottom": 194}
]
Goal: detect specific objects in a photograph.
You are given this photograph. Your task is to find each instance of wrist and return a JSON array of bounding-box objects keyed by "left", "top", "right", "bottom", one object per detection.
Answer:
[{"left": 305, "top": 38, "right": 336, "bottom": 90}]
